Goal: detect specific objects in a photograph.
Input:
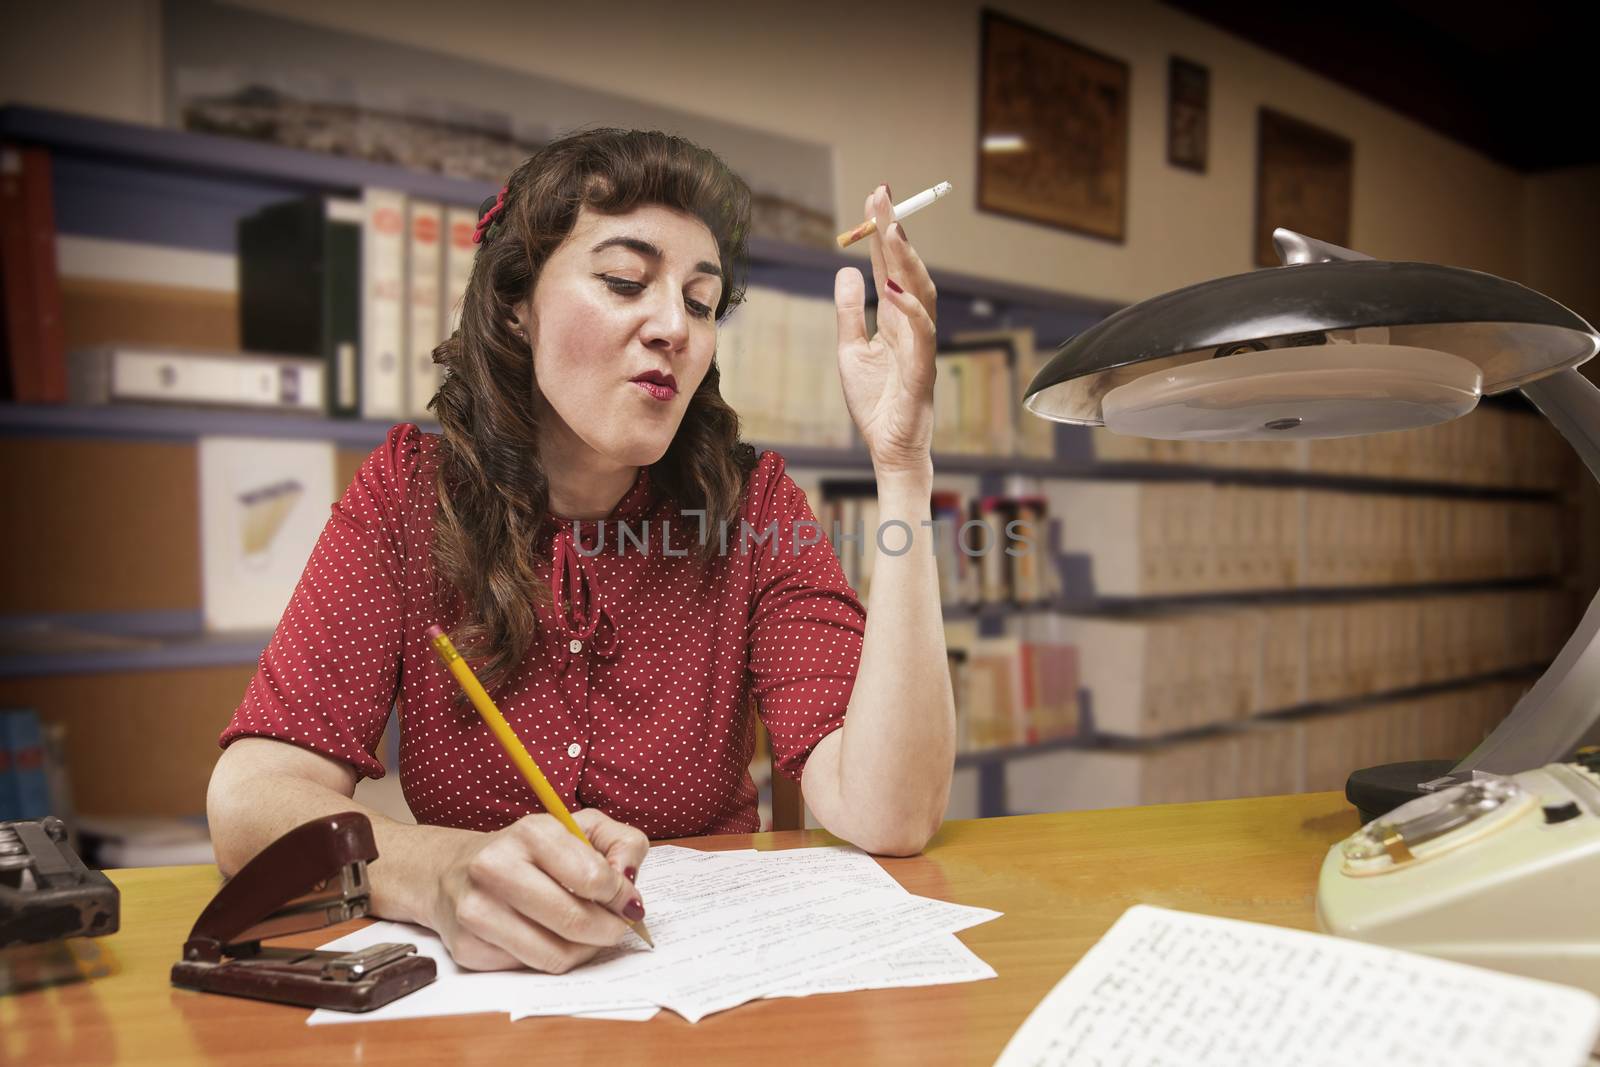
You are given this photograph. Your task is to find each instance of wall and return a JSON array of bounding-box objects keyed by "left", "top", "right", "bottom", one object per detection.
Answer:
[
  {"left": 1524, "top": 165, "right": 1600, "bottom": 326},
  {"left": 209, "top": 0, "right": 1557, "bottom": 299},
  {"left": 3, "top": 0, "right": 1594, "bottom": 314},
  {"left": 0, "top": 1, "right": 163, "bottom": 127}
]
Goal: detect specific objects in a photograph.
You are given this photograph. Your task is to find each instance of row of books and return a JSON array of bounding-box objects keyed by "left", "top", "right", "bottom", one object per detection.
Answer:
[
  {"left": 1, "top": 146, "right": 470, "bottom": 421},
  {"left": 810, "top": 481, "right": 1062, "bottom": 605},
  {"left": 1082, "top": 405, "right": 1570, "bottom": 490},
  {"left": 717, "top": 285, "right": 853, "bottom": 447},
  {"left": 1003, "top": 679, "right": 1522, "bottom": 812},
  {"left": 1050, "top": 480, "right": 1563, "bottom": 597},
  {"left": 238, "top": 188, "right": 476, "bottom": 421},
  {"left": 1278, "top": 590, "right": 1570, "bottom": 706},
  {"left": 2, "top": 144, "right": 477, "bottom": 420},
  {"left": 948, "top": 638, "right": 1081, "bottom": 753},
  {"left": 719, "top": 311, "right": 1058, "bottom": 459},
  {"left": 1018, "top": 589, "right": 1569, "bottom": 740},
  {"left": 937, "top": 328, "right": 1055, "bottom": 458}
]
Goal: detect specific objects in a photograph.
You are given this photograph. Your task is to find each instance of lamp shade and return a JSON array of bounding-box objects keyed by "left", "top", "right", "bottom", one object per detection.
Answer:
[{"left": 1024, "top": 252, "right": 1600, "bottom": 431}]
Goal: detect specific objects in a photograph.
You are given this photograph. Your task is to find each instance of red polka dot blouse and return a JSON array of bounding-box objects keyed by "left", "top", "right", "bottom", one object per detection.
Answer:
[{"left": 219, "top": 424, "right": 865, "bottom": 838}]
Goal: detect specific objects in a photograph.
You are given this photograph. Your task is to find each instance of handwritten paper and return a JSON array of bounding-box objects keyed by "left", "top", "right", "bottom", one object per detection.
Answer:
[
  {"left": 308, "top": 843, "right": 1000, "bottom": 1026},
  {"left": 994, "top": 905, "right": 1600, "bottom": 1067},
  {"left": 715, "top": 846, "right": 997, "bottom": 999}
]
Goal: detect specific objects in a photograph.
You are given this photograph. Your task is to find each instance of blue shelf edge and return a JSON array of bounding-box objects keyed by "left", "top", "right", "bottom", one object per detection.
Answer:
[
  {"left": 0, "top": 632, "right": 270, "bottom": 678},
  {"left": 0, "top": 403, "right": 1566, "bottom": 499},
  {"left": 954, "top": 734, "right": 1087, "bottom": 768},
  {"left": 0, "top": 103, "right": 498, "bottom": 209},
  {"left": 0, "top": 402, "right": 428, "bottom": 446}
]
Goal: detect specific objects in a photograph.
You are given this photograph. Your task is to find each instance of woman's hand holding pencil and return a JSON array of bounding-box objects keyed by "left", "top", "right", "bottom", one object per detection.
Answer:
[
  {"left": 429, "top": 807, "right": 650, "bottom": 973},
  {"left": 425, "top": 624, "right": 652, "bottom": 972}
]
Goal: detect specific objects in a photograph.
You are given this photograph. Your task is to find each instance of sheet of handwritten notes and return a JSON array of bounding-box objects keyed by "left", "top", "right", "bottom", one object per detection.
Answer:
[
  {"left": 994, "top": 905, "right": 1600, "bottom": 1067},
  {"left": 307, "top": 844, "right": 1000, "bottom": 1025}
]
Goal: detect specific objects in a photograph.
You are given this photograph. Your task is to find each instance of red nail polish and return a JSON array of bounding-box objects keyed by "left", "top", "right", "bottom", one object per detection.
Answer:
[
  {"left": 624, "top": 897, "right": 646, "bottom": 921},
  {"left": 886, "top": 277, "right": 904, "bottom": 294},
  {"left": 624, "top": 866, "right": 637, "bottom": 883},
  {"left": 885, "top": 183, "right": 892, "bottom": 200}
]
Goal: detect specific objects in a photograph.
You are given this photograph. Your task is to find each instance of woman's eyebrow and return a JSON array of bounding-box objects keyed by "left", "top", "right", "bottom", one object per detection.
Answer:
[{"left": 589, "top": 235, "right": 723, "bottom": 281}]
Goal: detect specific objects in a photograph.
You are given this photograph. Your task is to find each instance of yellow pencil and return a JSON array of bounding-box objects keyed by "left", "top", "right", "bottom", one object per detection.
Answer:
[{"left": 425, "top": 624, "right": 654, "bottom": 949}]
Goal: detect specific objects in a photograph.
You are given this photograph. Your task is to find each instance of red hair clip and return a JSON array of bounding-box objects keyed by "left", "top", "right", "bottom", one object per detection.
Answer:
[{"left": 472, "top": 185, "right": 509, "bottom": 244}]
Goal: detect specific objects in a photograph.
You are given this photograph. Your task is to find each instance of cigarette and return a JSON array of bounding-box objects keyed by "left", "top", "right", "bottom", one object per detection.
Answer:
[{"left": 836, "top": 181, "right": 953, "bottom": 248}]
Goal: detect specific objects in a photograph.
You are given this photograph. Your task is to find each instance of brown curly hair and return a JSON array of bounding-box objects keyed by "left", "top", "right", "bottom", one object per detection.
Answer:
[{"left": 429, "top": 128, "right": 760, "bottom": 695}]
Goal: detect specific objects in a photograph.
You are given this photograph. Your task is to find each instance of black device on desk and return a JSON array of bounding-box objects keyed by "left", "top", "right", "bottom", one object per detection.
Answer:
[
  {"left": 0, "top": 816, "right": 119, "bottom": 949},
  {"left": 170, "top": 811, "right": 435, "bottom": 1012}
]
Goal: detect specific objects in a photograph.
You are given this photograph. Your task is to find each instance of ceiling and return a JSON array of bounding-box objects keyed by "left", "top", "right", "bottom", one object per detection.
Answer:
[{"left": 1161, "top": 0, "right": 1597, "bottom": 172}]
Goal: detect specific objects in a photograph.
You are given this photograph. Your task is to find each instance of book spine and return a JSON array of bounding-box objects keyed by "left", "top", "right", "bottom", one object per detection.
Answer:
[
  {"left": 71, "top": 349, "right": 325, "bottom": 410},
  {"left": 360, "top": 188, "right": 408, "bottom": 420},
  {"left": 1, "top": 145, "right": 69, "bottom": 402},
  {"left": 862, "top": 497, "right": 882, "bottom": 600},
  {"left": 0, "top": 710, "right": 17, "bottom": 821},
  {"left": 405, "top": 199, "right": 444, "bottom": 420},
  {"left": 2, "top": 709, "right": 51, "bottom": 820},
  {"left": 324, "top": 197, "right": 364, "bottom": 417},
  {"left": 443, "top": 204, "right": 478, "bottom": 337},
  {"left": 0, "top": 147, "right": 27, "bottom": 401},
  {"left": 41, "top": 720, "right": 73, "bottom": 833}
]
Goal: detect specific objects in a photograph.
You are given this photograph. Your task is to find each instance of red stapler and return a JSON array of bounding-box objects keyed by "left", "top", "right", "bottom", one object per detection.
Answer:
[{"left": 170, "top": 812, "right": 435, "bottom": 1011}]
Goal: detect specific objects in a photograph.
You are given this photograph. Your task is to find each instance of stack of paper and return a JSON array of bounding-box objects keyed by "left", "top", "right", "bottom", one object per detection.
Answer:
[
  {"left": 308, "top": 844, "right": 1001, "bottom": 1025},
  {"left": 994, "top": 905, "right": 1600, "bottom": 1067}
]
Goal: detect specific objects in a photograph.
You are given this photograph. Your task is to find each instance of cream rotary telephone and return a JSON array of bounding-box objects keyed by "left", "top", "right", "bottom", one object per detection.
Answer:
[{"left": 1316, "top": 750, "right": 1600, "bottom": 995}]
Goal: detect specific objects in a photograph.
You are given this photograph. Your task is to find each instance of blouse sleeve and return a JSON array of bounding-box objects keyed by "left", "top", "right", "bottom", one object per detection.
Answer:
[
  {"left": 744, "top": 452, "right": 866, "bottom": 781},
  {"left": 218, "top": 424, "right": 423, "bottom": 779}
]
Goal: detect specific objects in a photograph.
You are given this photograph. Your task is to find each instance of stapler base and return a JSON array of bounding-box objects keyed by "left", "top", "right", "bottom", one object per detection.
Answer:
[{"left": 171, "top": 944, "right": 436, "bottom": 1012}]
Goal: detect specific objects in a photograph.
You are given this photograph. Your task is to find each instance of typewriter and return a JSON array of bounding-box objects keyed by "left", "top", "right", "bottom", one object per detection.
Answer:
[
  {"left": 1317, "top": 750, "right": 1600, "bottom": 996},
  {"left": 0, "top": 816, "right": 119, "bottom": 949}
]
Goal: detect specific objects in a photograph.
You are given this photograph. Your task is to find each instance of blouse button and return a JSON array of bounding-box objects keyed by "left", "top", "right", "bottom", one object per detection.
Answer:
[
  {"left": 568, "top": 638, "right": 583, "bottom": 654},
  {"left": 567, "top": 742, "right": 583, "bottom": 758}
]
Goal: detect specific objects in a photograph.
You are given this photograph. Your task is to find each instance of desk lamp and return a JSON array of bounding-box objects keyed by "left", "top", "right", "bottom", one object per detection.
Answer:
[{"left": 1022, "top": 228, "right": 1600, "bottom": 819}]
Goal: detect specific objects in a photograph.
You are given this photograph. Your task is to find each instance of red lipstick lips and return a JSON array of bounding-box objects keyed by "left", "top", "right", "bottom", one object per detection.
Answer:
[{"left": 631, "top": 369, "right": 677, "bottom": 401}]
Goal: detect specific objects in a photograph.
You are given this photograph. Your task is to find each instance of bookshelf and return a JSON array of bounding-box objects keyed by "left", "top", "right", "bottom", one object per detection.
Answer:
[
  {"left": 0, "top": 103, "right": 1586, "bottom": 824},
  {"left": 0, "top": 105, "right": 1114, "bottom": 351}
]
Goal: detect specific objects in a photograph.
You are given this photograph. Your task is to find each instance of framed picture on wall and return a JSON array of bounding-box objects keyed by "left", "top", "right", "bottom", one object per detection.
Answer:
[
  {"left": 1167, "top": 56, "right": 1209, "bottom": 172},
  {"left": 1255, "top": 109, "right": 1354, "bottom": 266},
  {"left": 977, "top": 9, "right": 1129, "bottom": 243}
]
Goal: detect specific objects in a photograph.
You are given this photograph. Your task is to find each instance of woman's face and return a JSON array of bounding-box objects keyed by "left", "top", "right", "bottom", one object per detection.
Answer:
[{"left": 518, "top": 203, "right": 723, "bottom": 470}]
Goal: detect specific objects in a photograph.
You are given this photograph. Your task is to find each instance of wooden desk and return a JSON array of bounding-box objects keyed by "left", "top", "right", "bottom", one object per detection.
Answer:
[{"left": 1, "top": 792, "right": 1357, "bottom": 1066}]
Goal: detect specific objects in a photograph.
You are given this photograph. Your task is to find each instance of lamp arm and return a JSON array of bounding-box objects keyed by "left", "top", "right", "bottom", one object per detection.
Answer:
[{"left": 1453, "top": 367, "right": 1600, "bottom": 775}]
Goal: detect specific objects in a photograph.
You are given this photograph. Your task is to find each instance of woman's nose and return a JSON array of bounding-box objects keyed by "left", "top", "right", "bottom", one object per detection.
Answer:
[{"left": 640, "top": 289, "right": 689, "bottom": 350}]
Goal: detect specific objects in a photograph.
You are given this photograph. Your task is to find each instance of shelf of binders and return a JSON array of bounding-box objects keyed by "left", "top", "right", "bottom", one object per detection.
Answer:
[
  {"left": 950, "top": 662, "right": 1543, "bottom": 765},
  {"left": 996, "top": 674, "right": 1537, "bottom": 815},
  {"left": 0, "top": 610, "right": 271, "bottom": 679},
  {"left": 0, "top": 103, "right": 1112, "bottom": 358}
]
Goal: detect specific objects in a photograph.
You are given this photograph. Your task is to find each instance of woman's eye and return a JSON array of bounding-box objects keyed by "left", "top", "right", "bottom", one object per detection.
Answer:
[
  {"left": 600, "top": 275, "right": 643, "bottom": 295},
  {"left": 600, "top": 275, "right": 714, "bottom": 321}
]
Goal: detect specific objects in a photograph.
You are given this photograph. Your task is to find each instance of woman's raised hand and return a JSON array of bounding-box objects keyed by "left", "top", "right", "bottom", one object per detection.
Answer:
[
  {"left": 834, "top": 184, "right": 939, "bottom": 479},
  {"left": 429, "top": 807, "right": 649, "bottom": 972}
]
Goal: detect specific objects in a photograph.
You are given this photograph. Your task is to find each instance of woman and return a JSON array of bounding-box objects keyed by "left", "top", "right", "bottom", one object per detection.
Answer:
[{"left": 207, "top": 129, "right": 955, "bottom": 974}]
